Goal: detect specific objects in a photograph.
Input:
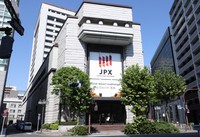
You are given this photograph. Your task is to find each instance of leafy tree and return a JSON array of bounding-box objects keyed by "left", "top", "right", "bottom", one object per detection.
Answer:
[
  {"left": 154, "top": 68, "right": 186, "bottom": 122},
  {"left": 120, "top": 64, "right": 156, "bottom": 116},
  {"left": 51, "top": 66, "right": 92, "bottom": 123}
]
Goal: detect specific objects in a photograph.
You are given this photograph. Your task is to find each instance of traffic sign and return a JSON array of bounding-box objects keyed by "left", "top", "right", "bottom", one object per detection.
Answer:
[
  {"left": 9, "top": 18, "right": 24, "bottom": 36},
  {"left": 4, "top": 0, "right": 24, "bottom": 36},
  {"left": 1, "top": 108, "right": 8, "bottom": 117},
  {"left": 0, "top": 35, "right": 14, "bottom": 58}
]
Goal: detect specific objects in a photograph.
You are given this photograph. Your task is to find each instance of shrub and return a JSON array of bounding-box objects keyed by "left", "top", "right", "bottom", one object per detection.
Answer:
[
  {"left": 71, "top": 125, "right": 88, "bottom": 135},
  {"left": 50, "top": 123, "right": 58, "bottom": 130},
  {"left": 136, "top": 118, "right": 157, "bottom": 134},
  {"left": 154, "top": 121, "right": 180, "bottom": 134},
  {"left": 42, "top": 123, "right": 50, "bottom": 129},
  {"left": 124, "top": 123, "right": 139, "bottom": 134},
  {"left": 42, "top": 123, "right": 58, "bottom": 130},
  {"left": 124, "top": 118, "right": 180, "bottom": 135}
]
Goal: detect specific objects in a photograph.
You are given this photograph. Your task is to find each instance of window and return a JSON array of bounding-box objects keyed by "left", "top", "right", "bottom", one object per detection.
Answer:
[
  {"left": 9, "top": 115, "right": 15, "bottom": 118},
  {"left": 18, "top": 110, "right": 21, "bottom": 113},
  {"left": 47, "top": 15, "right": 55, "bottom": 21},
  {"left": 46, "top": 34, "right": 53, "bottom": 37},
  {"left": 10, "top": 109, "right": 15, "bottom": 113},
  {"left": 10, "top": 104, "right": 16, "bottom": 108},
  {"left": 45, "top": 40, "right": 52, "bottom": 43},
  {"left": 46, "top": 28, "right": 53, "bottom": 32},
  {"left": 47, "top": 23, "right": 54, "bottom": 27},
  {"left": 56, "top": 18, "right": 65, "bottom": 24}
]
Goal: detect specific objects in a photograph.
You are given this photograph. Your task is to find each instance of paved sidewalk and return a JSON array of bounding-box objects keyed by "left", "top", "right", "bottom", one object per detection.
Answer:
[
  {"left": 180, "top": 129, "right": 197, "bottom": 133},
  {"left": 89, "top": 130, "right": 125, "bottom": 136}
]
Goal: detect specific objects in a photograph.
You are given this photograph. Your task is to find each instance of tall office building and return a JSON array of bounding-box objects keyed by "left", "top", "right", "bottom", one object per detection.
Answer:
[
  {"left": 28, "top": 3, "right": 75, "bottom": 85},
  {"left": 24, "top": 1, "right": 144, "bottom": 128},
  {"left": 170, "top": 0, "right": 200, "bottom": 124},
  {"left": 151, "top": 27, "right": 186, "bottom": 124},
  {"left": 0, "top": 0, "right": 19, "bottom": 115},
  {"left": 151, "top": 27, "right": 176, "bottom": 75}
]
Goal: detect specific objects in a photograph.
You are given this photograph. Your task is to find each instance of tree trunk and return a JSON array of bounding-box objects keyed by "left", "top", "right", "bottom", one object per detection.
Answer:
[
  {"left": 165, "top": 100, "right": 169, "bottom": 122},
  {"left": 77, "top": 112, "right": 80, "bottom": 125}
]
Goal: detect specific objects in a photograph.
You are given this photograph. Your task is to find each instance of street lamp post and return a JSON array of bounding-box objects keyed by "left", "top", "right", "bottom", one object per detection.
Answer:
[
  {"left": 154, "top": 106, "right": 161, "bottom": 122},
  {"left": 38, "top": 99, "right": 47, "bottom": 132},
  {"left": 37, "top": 113, "right": 41, "bottom": 132}
]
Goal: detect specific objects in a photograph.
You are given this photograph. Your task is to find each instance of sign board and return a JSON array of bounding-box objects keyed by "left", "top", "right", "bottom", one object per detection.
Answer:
[
  {"left": 4, "top": 0, "right": 24, "bottom": 36},
  {"left": 9, "top": 18, "right": 24, "bottom": 36},
  {"left": 177, "top": 105, "right": 182, "bottom": 110},
  {"left": 89, "top": 52, "right": 122, "bottom": 97},
  {"left": 1, "top": 108, "right": 9, "bottom": 117}
]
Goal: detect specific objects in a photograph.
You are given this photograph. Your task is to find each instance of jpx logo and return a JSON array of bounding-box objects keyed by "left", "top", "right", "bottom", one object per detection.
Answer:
[{"left": 99, "top": 55, "right": 112, "bottom": 75}]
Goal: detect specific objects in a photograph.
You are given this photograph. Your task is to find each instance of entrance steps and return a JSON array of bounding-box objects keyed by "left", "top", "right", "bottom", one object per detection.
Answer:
[{"left": 91, "top": 124, "right": 124, "bottom": 132}]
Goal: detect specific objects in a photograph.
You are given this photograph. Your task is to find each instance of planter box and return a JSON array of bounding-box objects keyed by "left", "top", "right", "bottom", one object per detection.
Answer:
[{"left": 58, "top": 125, "right": 75, "bottom": 134}]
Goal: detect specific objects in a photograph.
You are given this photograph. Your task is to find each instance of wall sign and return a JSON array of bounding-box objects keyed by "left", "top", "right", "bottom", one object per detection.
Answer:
[{"left": 90, "top": 52, "right": 122, "bottom": 97}]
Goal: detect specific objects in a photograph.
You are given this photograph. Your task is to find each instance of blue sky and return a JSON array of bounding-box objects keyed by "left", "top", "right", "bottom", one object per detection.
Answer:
[{"left": 6, "top": 0, "right": 173, "bottom": 91}]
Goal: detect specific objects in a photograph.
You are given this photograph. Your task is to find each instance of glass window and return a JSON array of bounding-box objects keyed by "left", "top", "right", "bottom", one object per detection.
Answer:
[
  {"left": 10, "top": 104, "right": 16, "bottom": 108},
  {"left": 9, "top": 115, "right": 15, "bottom": 118},
  {"left": 10, "top": 109, "right": 15, "bottom": 113},
  {"left": 47, "top": 15, "right": 55, "bottom": 21},
  {"left": 46, "top": 28, "right": 53, "bottom": 32}
]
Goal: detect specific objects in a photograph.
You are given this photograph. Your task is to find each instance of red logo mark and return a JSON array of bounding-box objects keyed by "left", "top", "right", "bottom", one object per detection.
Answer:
[{"left": 99, "top": 55, "right": 112, "bottom": 67}]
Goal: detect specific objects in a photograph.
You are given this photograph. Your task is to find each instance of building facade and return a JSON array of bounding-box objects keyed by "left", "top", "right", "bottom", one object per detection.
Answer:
[
  {"left": 151, "top": 27, "right": 186, "bottom": 124},
  {"left": 151, "top": 27, "right": 176, "bottom": 75},
  {"left": 0, "top": 0, "right": 19, "bottom": 119},
  {"left": 3, "top": 86, "right": 25, "bottom": 125},
  {"left": 169, "top": 0, "right": 200, "bottom": 124},
  {"left": 24, "top": 1, "right": 144, "bottom": 127},
  {"left": 27, "top": 3, "right": 75, "bottom": 86}
]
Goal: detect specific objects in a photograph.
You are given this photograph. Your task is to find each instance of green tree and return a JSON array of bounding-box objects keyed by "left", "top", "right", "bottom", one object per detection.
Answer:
[
  {"left": 154, "top": 68, "right": 186, "bottom": 122},
  {"left": 120, "top": 64, "right": 156, "bottom": 116},
  {"left": 51, "top": 66, "right": 92, "bottom": 123}
]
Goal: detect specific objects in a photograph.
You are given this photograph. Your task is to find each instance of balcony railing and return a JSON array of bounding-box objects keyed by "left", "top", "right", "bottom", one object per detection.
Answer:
[
  {"left": 194, "top": 52, "right": 200, "bottom": 62},
  {"left": 195, "top": 65, "right": 200, "bottom": 74},
  {"left": 179, "top": 60, "right": 193, "bottom": 73},
  {"left": 187, "top": 80, "right": 197, "bottom": 89},
  {"left": 188, "top": 20, "right": 196, "bottom": 33},
  {"left": 178, "top": 50, "right": 191, "bottom": 66},
  {"left": 192, "top": 40, "right": 200, "bottom": 52},
  {"left": 176, "top": 41, "right": 190, "bottom": 57},
  {"left": 194, "top": 0, "right": 200, "bottom": 13},
  {"left": 183, "top": 70, "right": 195, "bottom": 80},
  {"left": 190, "top": 29, "right": 198, "bottom": 42}
]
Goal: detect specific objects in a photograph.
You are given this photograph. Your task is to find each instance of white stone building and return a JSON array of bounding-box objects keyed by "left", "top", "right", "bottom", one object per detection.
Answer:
[
  {"left": 3, "top": 86, "right": 25, "bottom": 125},
  {"left": 24, "top": 1, "right": 144, "bottom": 128},
  {"left": 27, "top": 2, "right": 75, "bottom": 86}
]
